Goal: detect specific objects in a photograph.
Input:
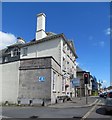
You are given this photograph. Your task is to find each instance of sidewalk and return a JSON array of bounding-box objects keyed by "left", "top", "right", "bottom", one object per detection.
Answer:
[{"left": 48, "top": 96, "right": 99, "bottom": 108}]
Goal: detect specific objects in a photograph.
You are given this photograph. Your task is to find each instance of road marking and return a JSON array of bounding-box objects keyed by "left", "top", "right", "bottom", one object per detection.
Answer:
[{"left": 81, "top": 100, "right": 101, "bottom": 120}]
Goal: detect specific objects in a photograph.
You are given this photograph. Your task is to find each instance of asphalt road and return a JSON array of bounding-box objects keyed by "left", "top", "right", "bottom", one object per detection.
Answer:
[
  {"left": 86, "top": 97, "right": 112, "bottom": 119},
  {"left": 1, "top": 97, "right": 112, "bottom": 119},
  {"left": 2, "top": 106, "right": 91, "bottom": 118}
]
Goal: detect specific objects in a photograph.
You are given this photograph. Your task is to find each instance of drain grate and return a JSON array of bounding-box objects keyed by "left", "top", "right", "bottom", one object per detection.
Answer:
[
  {"left": 72, "top": 116, "right": 82, "bottom": 119},
  {"left": 29, "top": 116, "right": 39, "bottom": 119}
]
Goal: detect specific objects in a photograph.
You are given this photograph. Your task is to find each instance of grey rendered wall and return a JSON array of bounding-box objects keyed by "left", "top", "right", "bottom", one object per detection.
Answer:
[
  {"left": 18, "top": 58, "right": 51, "bottom": 104},
  {"left": 19, "top": 69, "right": 51, "bottom": 99},
  {"left": 0, "top": 61, "right": 20, "bottom": 104}
]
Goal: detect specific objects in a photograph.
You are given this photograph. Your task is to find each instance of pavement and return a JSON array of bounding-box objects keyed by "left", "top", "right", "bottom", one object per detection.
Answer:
[{"left": 48, "top": 96, "right": 99, "bottom": 108}]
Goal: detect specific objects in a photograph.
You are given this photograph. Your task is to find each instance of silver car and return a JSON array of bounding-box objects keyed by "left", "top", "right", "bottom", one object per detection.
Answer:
[{"left": 104, "top": 90, "right": 112, "bottom": 113}]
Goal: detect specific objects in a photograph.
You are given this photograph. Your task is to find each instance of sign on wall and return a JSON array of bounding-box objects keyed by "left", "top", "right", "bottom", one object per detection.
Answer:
[
  {"left": 39, "top": 76, "right": 45, "bottom": 82},
  {"left": 71, "top": 78, "right": 80, "bottom": 87}
]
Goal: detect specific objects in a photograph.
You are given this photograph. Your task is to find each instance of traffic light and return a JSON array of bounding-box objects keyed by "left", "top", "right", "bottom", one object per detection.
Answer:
[{"left": 84, "top": 73, "right": 89, "bottom": 84}]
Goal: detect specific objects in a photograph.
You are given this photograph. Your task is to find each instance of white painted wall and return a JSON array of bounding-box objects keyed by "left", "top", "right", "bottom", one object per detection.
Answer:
[
  {"left": 51, "top": 58, "right": 62, "bottom": 104},
  {"left": 61, "top": 42, "right": 77, "bottom": 96},
  {"left": 36, "top": 13, "right": 47, "bottom": 40},
  {"left": 0, "top": 63, "right": 2, "bottom": 104},
  {"left": 0, "top": 61, "right": 20, "bottom": 104},
  {"left": 21, "top": 38, "right": 61, "bottom": 64},
  {"left": 37, "top": 13, "right": 46, "bottom": 32}
]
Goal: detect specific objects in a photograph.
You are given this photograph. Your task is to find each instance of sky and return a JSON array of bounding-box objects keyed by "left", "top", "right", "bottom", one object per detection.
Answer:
[{"left": 2, "top": 2, "right": 110, "bottom": 87}]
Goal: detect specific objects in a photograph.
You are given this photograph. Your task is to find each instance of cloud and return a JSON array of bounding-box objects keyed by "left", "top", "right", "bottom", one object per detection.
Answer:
[
  {"left": 93, "top": 41, "right": 105, "bottom": 47},
  {"left": 102, "top": 80, "right": 107, "bottom": 88},
  {"left": 76, "top": 61, "right": 79, "bottom": 66},
  {"left": 0, "top": 31, "right": 17, "bottom": 50},
  {"left": 105, "top": 28, "right": 112, "bottom": 35},
  {"left": 89, "top": 36, "right": 105, "bottom": 47},
  {"left": 103, "top": 80, "right": 107, "bottom": 83}
]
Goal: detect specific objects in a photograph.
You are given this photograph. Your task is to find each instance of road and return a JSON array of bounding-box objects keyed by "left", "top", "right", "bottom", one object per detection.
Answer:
[
  {"left": 1, "top": 97, "right": 112, "bottom": 119},
  {"left": 2, "top": 106, "right": 91, "bottom": 118},
  {"left": 85, "top": 97, "right": 112, "bottom": 120}
]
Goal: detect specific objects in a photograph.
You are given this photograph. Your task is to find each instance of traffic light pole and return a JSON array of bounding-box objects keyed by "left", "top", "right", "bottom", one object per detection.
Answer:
[
  {"left": 84, "top": 72, "right": 89, "bottom": 104},
  {"left": 80, "top": 79, "right": 81, "bottom": 100},
  {"left": 86, "top": 84, "right": 88, "bottom": 104}
]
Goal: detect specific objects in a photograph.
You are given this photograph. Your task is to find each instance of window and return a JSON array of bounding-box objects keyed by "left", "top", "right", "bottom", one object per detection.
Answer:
[
  {"left": 11, "top": 48, "right": 19, "bottom": 57},
  {"left": 53, "top": 71, "right": 56, "bottom": 91},
  {"left": 13, "top": 49, "right": 19, "bottom": 56},
  {"left": 62, "top": 78, "right": 65, "bottom": 92},
  {"left": 4, "top": 57, "right": 8, "bottom": 62},
  {"left": 23, "top": 47, "right": 27, "bottom": 56},
  {"left": 70, "top": 51, "right": 72, "bottom": 54},
  {"left": 63, "top": 57, "right": 65, "bottom": 61},
  {"left": 11, "top": 51, "right": 13, "bottom": 57}
]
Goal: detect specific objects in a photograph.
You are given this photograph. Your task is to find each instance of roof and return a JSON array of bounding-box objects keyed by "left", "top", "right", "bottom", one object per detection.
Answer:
[
  {"left": 0, "top": 33, "right": 78, "bottom": 58},
  {"left": 20, "top": 33, "right": 78, "bottom": 58},
  {"left": 0, "top": 43, "right": 22, "bottom": 57},
  {"left": 7, "top": 43, "right": 23, "bottom": 48},
  {"left": 46, "top": 32, "right": 56, "bottom": 36},
  {"left": 67, "top": 40, "right": 76, "bottom": 52}
]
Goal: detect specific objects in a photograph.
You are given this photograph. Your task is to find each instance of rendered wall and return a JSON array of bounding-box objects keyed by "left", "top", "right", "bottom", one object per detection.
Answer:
[
  {"left": 0, "top": 61, "right": 20, "bottom": 104},
  {"left": 20, "top": 38, "right": 61, "bottom": 65},
  {"left": 18, "top": 58, "right": 51, "bottom": 104}
]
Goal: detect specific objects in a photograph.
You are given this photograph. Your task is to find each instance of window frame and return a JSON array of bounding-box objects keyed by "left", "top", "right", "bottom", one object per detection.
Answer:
[
  {"left": 52, "top": 71, "right": 56, "bottom": 91},
  {"left": 23, "top": 47, "right": 28, "bottom": 56},
  {"left": 62, "top": 77, "right": 65, "bottom": 92},
  {"left": 11, "top": 48, "right": 19, "bottom": 57}
]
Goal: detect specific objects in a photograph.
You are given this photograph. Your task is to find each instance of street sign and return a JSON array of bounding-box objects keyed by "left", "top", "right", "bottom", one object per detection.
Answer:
[
  {"left": 39, "top": 76, "right": 45, "bottom": 82},
  {"left": 71, "top": 78, "right": 80, "bottom": 87}
]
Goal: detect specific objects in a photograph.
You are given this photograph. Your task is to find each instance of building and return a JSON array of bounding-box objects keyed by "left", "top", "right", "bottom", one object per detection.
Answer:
[
  {"left": 91, "top": 76, "right": 98, "bottom": 95},
  {"left": 76, "top": 66, "right": 92, "bottom": 97},
  {"left": 0, "top": 13, "right": 78, "bottom": 105}
]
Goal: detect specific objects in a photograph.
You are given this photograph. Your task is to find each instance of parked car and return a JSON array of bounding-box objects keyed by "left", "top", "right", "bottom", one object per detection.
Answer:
[
  {"left": 104, "top": 90, "right": 112, "bottom": 113},
  {"left": 99, "top": 92, "right": 103, "bottom": 97},
  {"left": 99, "top": 91, "right": 108, "bottom": 98}
]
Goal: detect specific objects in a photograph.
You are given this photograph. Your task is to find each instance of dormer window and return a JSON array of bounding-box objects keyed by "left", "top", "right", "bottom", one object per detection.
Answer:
[
  {"left": 11, "top": 48, "right": 19, "bottom": 57},
  {"left": 13, "top": 48, "right": 19, "bottom": 56}
]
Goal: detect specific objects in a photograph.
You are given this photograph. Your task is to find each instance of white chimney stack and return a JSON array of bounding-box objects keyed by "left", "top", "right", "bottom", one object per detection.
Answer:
[{"left": 36, "top": 13, "right": 47, "bottom": 40}]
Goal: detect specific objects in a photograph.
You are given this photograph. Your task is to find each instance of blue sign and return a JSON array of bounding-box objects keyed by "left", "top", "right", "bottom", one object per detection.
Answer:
[
  {"left": 39, "top": 76, "right": 45, "bottom": 82},
  {"left": 71, "top": 78, "right": 80, "bottom": 87}
]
